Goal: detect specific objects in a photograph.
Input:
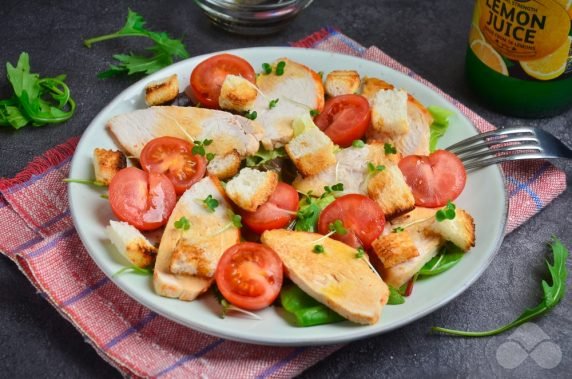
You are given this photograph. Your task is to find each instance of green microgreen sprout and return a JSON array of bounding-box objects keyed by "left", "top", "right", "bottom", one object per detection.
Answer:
[{"left": 435, "top": 201, "right": 456, "bottom": 222}]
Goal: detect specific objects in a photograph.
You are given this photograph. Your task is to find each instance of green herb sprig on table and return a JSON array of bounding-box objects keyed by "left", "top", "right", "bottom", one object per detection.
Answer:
[
  {"left": 83, "top": 9, "right": 189, "bottom": 78},
  {"left": 0, "top": 53, "right": 76, "bottom": 130},
  {"left": 432, "top": 237, "right": 568, "bottom": 337}
]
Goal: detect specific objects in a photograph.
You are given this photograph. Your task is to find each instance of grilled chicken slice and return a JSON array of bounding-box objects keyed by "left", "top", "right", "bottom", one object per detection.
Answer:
[
  {"left": 261, "top": 229, "right": 388, "bottom": 325},
  {"left": 107, "top": 106, "right": 263, "bottom": 159},
  {"left": 153, "top": 176, "right": 240, "bottom": 301},
  {"left": 252, "top": 58, "right": 325, "bottom": 149}
]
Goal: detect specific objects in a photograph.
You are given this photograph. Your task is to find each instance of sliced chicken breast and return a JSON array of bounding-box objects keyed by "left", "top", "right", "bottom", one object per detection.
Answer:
[{"left": 153, "top": 176, "right": 240, "bottom": 301}]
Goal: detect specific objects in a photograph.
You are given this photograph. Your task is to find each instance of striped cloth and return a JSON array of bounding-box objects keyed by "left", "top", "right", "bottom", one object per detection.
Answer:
[{"left": 0, "top": 29, "right": 566, "bottom": 378}]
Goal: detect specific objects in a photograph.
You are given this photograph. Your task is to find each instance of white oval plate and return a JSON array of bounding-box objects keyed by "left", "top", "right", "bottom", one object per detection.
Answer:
[{"left": 69, "top": 47, "right": 507, "bottom": 346}]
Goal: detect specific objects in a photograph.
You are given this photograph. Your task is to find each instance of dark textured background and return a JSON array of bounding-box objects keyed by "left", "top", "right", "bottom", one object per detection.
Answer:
[{"left": 1, "top": 0, "right": 571, "bottom": 378}]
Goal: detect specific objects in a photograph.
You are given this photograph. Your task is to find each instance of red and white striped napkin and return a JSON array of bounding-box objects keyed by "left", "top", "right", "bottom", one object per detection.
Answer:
[{"left": 0, "top": 29, "right": 566, "bottom": 378}]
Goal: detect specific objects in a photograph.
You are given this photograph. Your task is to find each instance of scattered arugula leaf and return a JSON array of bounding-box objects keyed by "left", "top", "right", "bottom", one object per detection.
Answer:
[
  {"left": 384, "top": 143, "right": 397, "bottom": 155},
  {"left": 419, "top": 243, "right": 464, "bottom": 277},
  {"left": 100, "top": 194, "right": 109, "bottom": 200},
  {"left": 245, "top": 146, "right": 287, "bottom": 167},
  {"left": 174, "top": 216, "right": 191, "bottom": 230},
  {"left": 213, "top": 286, "right": 261, "bottom": 319},
  {"left": 323, "top": 183, "right": 344, "bottom": 196},
  {"left": 112, "top": 265, "right": 153, "bottom": 278},
  {"left": 387, "top": 286, "right": 406, "bottom": 305},
  {"left": 428, "top": 106, "right": 454, "bottom": 152},
  {"left": 432, "top": 237, "right": 569, "bottom": 337},
  {"left": 392, "top": 226, "right": 404, "bottom": 233},
  {"left": 295, "top": 192, "right": 336, "bottom": 232},
  {"left": 269, "top": 98, "right": 279, "bottom": 109},
  {"left": 1, "top": 53, "right": 76, "bottom": 129},
  {"left": 83, "top": 9, "right": 189, "bottom": 78},
  {"left": 352, "top": 140, "right": 365, "bottom": 148},
  {"left": 192, "top": 139, "right": 213, "bottom": 157},
  {"left": 317, "top": 71, "right": 324, "bottom": 79},
  {"left": 244, "top": 110, "right": 257, "bottom": 120},
  {"left": 261, "top": 62, "right": 272, "bottom": 75},
  {"left": 231, "top": 213, "right": 242, "bottom": 228},
  {"left": 367, "top": 162, "right": 386, "bottom": 175},
  {"left": 328, "top": 219, "right": 347, "bottom": 235},
  {"left": 64, "top": 178, "right": 105, "bottom": 187},
  {"left": 275, "top": 61, "right": 286, "bottom": 76},
  {"left": 313, "top": 244, "right": 325, "bottom": 254},
  {"left": 436, "top": 201, "right": 456, "bottom": 222},
  {"left": 310, "top": 109, "right": 320, "bottom": 117},
  {"left": 206, "top": 152, "right": 215, "bottom": 162},
  {"left": 355, "top": 246, "right": 365, "bottom": 259},
  {"left": 203, "top": 194, "right": 219, "bottom": 213}
]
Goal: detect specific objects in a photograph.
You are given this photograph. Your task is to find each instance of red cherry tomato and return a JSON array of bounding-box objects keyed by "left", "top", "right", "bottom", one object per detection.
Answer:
[
  {"left": 139, "top": 137, "right": 207, "bottom": 195},
  {"left": 317, "top": 194, "right": 385, "bottom": 249},
  {"left": 215, "top": 242, "right": 284, "bottom": 311},
  {"left": 314, "top": 94, "right": 371, "bottom": 147},
  {"left": 190, "top": 54, "right": 256, "bottom": 109},
  {"left": 398, "top": 149, "right": 467, "bottom": 208},
  {"left": 241, "top": 182, "right": 299, "bottom": 234},
  {"left": 108, "top": 167, "right": 177, "bottom": 231}
]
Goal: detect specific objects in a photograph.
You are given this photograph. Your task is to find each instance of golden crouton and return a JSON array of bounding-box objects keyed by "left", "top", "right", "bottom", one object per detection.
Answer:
[
  {"left": 106, "top": 220, "right": 157, "bottom": 268},
  {"left": 429, "top": 209, "right": 476, "bottom": 251},
  {"left": 361, "top": 77, "right": 394, "bottom": 102},
  {"left": 371, "top": 89, "right": 410, "bottom": 135},
  {"left": 285, "top": 127, "right": 336, "bottom": 177},
  {"left": 144, "top": 74, "right": 179, "bottom": 106},
  {"left": 372, "top": 231, "right": 420, "bottom": 269},
  {"left": 93, "top": 148, "right": 127, "bottom": 185},
  {"left": 225, "top": 168, "right": 278, "bottom": 211},
  {"left": 206, "top": 151, "right": 241, "bottom": 180},
  {"left": 325, "top": 70, "right": 361, "bottom": 97},
  {"left": 218, "top": 75, "right": 258, "bottom": 112}
]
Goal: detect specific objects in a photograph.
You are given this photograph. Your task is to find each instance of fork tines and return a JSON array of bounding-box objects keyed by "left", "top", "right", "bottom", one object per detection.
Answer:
[{"left": 446, "top": 127, "right": 543, "bottom": 170}]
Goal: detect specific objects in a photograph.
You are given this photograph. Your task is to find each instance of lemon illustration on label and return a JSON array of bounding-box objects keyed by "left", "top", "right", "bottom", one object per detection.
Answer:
[
  {"left": 521, "top": 36, "right": 572, "bottom": 80},
  {"left": 469, "top": 22, "right": 485, "bottom": 44},
  {"left": 471, "top": 39, "right": 509, "bottom": 75}
]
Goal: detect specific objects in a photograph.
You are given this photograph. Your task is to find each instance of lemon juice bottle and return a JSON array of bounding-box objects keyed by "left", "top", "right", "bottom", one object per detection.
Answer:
[{"left": 466, "top": 0, "right": 572, "bottom": 117}]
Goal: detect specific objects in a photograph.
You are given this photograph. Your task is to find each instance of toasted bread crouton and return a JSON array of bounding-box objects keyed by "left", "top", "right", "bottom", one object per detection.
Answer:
[
  {"left": 366, "top": 144, "right": 415, "bottom": 219},
  {"left": 218, "top": 75, "right": 259, "bottom": 112},
  {"left": 261, "top": 229, "right": 389, "bottom": 325},
  {"left": 93, "top": 148, "right": 127, "bottom": 185},
  {"left": 170, "top": 238, "right": 220, "bottom": 278},
  {"left": 381, "top": 227, "right": 442, "bottom": 287},
  {"left": 285, "top": 126, "right": 336, "bottom": 177},
  {"left": 325, "top": 70, "right": 360, "bottom": 97},
  {"left": 225, "top": 168, "right": 278, "bottom": 211},
  {"left": 145, "top": 74, "right": 179, "bottom": 106},
  {"left": 372, "top": 231, "right": 419, "bottom": 269},
  {"left": 207, "top": 151, "right": 241, "bottom": 180},
  {"left": 361, "top": 77, "right": 394, "bottom": 103},
  {"left": 154, "top": 176, "right": 240, "bottom": 301},
  {"left": 371, "top": 89, "right": 409, "bottom": 136},
  {"left": 106, "top": 220, "right": 157, "bottom": 268},
  {"left": 429, "top": 209, "right": 475, "bottom": 251}
]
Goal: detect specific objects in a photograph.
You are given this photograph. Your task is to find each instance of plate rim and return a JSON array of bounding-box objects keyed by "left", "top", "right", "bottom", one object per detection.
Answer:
[{"left": 69, "top": 46, "right": 508, "bottom": 346}]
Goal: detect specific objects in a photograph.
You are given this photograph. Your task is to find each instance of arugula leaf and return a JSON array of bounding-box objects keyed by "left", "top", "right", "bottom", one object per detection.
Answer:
[
  {"left": 112, "top": 265, "right": 153, "bottom": 277},
  {"left": 174, "top": 216, "right": 191, "bottom": 230},
  {"left": 245, "top": 146, "right": 287, "bottom": 167},
  {"left": 432, "top": 237, "right": 568, "bottom": 337},
  {"left": 352, "top": 140, "right": 365, "bottom": 148},
  {"left": 355, "top": 246, "right": 365, "bottom": 259},
  {"left": 202, "top": 195, "right": 219, "bottom": 213},
  {"left": 387, "top": 286, "right": 405, "bottom": 305},
  {"left": 428, "top": 106, "right": 454, "bottom": 152},
  {"left": 244, "top": 110, "right": 257, "bottom": 120},
  {"left": 275, "top": 61, "right": 286, "bottom": 76},
  {"left": 83, "top": 9, "right": 189, "bottom": 78},
  {"left": 392, "top": 226, "right": 404, "bottom": 233},
  {"left": 1, "top": 53, "right": 76, "bottom": 129},
  {"left": 419, "top": 243, "right": 464, "bottom": 277},
  {"left": 295, "top": 192, "right": 335, "bottom": 232},
  {"left": 367, "top": 162, "right": 385, "bottom": 175},
  {"left": 280, "top": 284, "right": 344, "bottom": 327},
  {"left": 310, "top": 109, "right": 320, "bottom": 117},
  {"left": 192, "top": 139, "right": 213, "bottom": 157},
  {"left": 261, "top": 63, "right": 272, "bottom": 75},
  {"left": 313, "top": 244, "right": 325, "bottom": 254},
  {"left": 435, "top": 201, "right": 456, "bottom": 222},
  {"left": 268, "top": 98, "right": 279, "bottom": 109},
  {"left": 328, "top": 219, "right": 347, "bottom": 235},
  {"left": 384, "top": 143, "right": 397, "bottom": 155}
]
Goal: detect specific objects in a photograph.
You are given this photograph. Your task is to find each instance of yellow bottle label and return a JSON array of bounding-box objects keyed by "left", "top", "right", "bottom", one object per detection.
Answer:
[{"left": 470, "top": 0, "right": 572, "bottom": 81}]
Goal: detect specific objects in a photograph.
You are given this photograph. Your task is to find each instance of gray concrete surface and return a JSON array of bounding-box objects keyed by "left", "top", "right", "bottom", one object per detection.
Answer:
[{"left": 0, "top": 0, "right": 570, "bottom": 378}]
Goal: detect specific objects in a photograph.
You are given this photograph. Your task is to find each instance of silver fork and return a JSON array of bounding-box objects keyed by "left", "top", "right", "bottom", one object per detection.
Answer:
[{"left": 446, "top": 126, "right": 572, "bottom": 171}]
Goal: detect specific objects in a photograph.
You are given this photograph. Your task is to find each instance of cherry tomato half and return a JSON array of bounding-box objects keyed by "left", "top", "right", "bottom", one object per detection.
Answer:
[
  {"left": 317, "top": 194, "right": 385, "bottom": 249},
  {"left": 398, "top": 149, "right": 467, "bottom": 208},
  {"left": 190, "top": 54, "right": 256, "bottom": 109},
  {"left": 241, "top": 182, "right": 299, "bottom": 234},
  {"left": 109, "top": 167, "right": 177, "bottom": 231},
  {"left": 215, "top": 242, "right": 283, "bottom": 311},
  {"left": 139, "top": 136, "right": 206, "bottom": 195},
  {"left": 314, "top": 94, "right": 371, "bottom": 147}
]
